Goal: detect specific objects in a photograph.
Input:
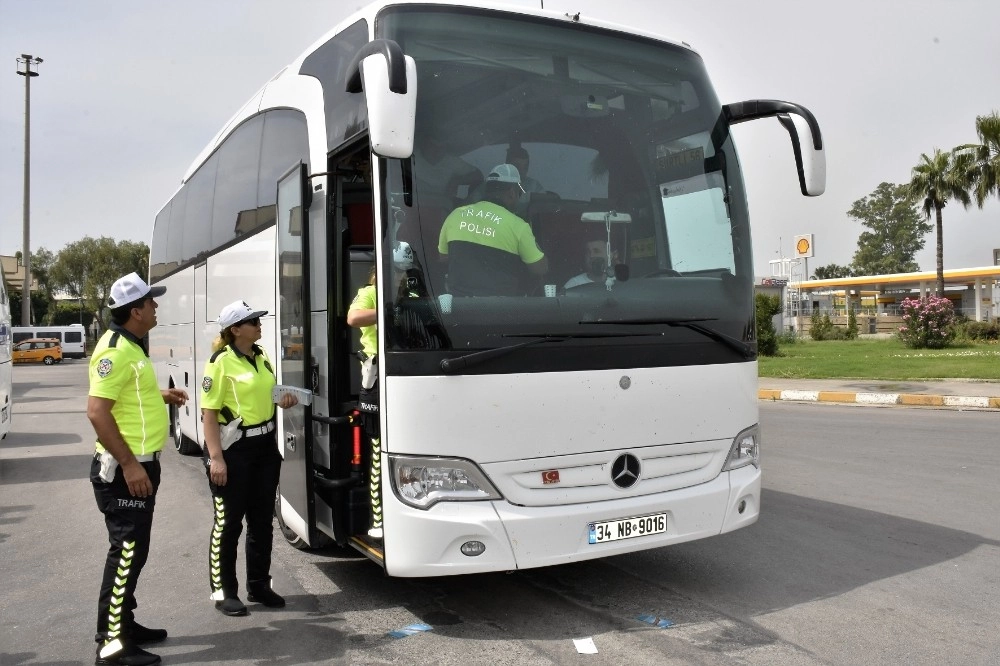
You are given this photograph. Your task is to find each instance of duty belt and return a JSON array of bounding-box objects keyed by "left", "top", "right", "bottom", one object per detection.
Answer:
[
  {"left": 242, "top": 420, "right": 275, "bottom": 438},
  {"left": 93, "top": 451, "right": 160, "bottom": 462}
]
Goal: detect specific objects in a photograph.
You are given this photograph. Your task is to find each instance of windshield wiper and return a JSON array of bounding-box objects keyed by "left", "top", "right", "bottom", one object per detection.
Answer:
[
  {"left": 579, "top": 317, "right": 754, "bottom": 359},
  {"left": 439, "top": 332, "right": 659, "bottom": 374}
]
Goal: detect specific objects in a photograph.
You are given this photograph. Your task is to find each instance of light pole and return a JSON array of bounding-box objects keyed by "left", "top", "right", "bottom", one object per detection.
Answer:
[{"left": 16, "top": 53, "right": 42, "bottom": 327}]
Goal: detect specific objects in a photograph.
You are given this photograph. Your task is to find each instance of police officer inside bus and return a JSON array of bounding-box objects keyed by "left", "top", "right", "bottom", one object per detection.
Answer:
[
  {"left": 200, "top": 300, "right": 298, "bottom": 617},
  {"left": 89, "top": 272, "right": 188, "bottom": 666},
  {"left": 438, "top": 163, "right": 548, "bottom": 296}
]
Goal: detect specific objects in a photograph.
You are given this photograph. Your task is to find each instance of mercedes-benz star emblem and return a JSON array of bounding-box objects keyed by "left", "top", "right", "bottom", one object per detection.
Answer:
[{"left": 610, "top": 453, "right": 641, "bottom": 488}]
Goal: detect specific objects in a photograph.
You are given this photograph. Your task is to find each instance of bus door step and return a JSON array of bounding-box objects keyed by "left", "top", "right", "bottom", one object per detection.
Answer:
[{"left": 348, "top": 535, "right": 385, "bottom": 566}]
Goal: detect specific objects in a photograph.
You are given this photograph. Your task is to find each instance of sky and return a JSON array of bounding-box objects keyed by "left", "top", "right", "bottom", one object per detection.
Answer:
[{"left": 1, "top": 0, "right": 998, "bottom": 279}]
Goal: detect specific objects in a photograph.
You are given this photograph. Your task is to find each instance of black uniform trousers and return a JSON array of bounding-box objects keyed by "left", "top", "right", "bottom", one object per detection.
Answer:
[
  {"left": 205, "top": 427, "right": 281, "bottom": 598},
  {"left": 91, "top": 456, "right": 160, "bottom": 646},
  {"left": 359, "top": 381, "right": 382, "bottom": 530}
]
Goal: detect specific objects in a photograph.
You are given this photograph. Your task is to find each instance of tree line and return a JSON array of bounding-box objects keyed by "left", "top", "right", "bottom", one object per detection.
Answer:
[
  {"left": 812, "top": 110, "right": 999, "bottom": 293},
  {"left": 10, "top": 236, "right": 149, "bottom": 331}
]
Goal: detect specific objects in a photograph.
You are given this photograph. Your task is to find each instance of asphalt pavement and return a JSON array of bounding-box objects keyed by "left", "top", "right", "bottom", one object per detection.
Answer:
[
  {"left": 758, "top": 377, "right": 1000, "bottom": 409},
  {"left": 4, "top": 359, "right": 998, "bottom": 664}
]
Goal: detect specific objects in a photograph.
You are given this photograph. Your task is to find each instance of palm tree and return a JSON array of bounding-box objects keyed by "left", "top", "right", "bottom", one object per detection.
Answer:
[
  {"left": 906, "top": 149, "right": 970, "bottom": 296},
  {"left": 954, "top": 110, "right": 1000, "bottom": 208}
]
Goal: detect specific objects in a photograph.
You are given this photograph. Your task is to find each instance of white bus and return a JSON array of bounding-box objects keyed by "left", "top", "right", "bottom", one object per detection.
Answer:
[
  {"left": 11, "top": 324, "right": 87, "bottom": 358},
  {"left": 150, "top": 0, "right": 825, "bottom": 576},
  {"left": 0, "top": 274, "right": 11, "bottom": 440}
]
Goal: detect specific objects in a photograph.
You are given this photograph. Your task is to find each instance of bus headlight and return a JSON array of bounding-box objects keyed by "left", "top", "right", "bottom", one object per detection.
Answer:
[
  {"left": 722, "top": 424, "right": 760, "bottom": 471},
  {"left": 389, "top": 456, "right": 503, "bottom": 509}
]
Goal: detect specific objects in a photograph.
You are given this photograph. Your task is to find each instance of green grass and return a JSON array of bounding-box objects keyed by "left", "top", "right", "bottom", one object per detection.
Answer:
[{"left": 759, "top": 338, "right": 1000, "bottom": 380}]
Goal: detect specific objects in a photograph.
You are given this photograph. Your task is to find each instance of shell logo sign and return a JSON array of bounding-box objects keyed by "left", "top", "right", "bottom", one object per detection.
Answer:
[{"left": 794, "top": 234, "right": 814, "bottom": 258}]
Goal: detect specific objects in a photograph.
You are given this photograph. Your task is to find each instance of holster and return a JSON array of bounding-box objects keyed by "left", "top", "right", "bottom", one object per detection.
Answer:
[
  {"left": 97, "top": 449, "right": 119, "bottom": 483},
  {"left": 219, "top": 418, "right": 243, "bottom": 450},
  {"left": 361, "top": 355, "right": 378, "bottom": 390}
]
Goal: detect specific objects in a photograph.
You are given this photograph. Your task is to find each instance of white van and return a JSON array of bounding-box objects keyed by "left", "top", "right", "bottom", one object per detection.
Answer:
[{"left": 11, "top": 324, "right": 87, "bottom": 359}]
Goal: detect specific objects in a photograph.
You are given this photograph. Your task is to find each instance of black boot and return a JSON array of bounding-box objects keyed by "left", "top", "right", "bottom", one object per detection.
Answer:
[
  {"left": 215, "top": 597, "right": 249, "bottom": 616},
  {"left": 95, "top": 641, "right": 161, "bottom": 666},
  {"left": 247, "top": 582, "right": 286, "bottom": 608}
]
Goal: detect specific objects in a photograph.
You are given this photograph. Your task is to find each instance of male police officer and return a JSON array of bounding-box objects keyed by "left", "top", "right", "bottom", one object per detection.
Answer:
[
  {"left": 438, "top": 163, "right": 547, "bottom": 296},
  {"left": 89, "top": 272, "right": 188, "bottom": 666}
]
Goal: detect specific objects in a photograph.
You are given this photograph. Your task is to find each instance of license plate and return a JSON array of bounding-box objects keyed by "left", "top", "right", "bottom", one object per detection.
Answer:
[{"left": 588, "top": 512, "right": 667, "bottom": 544}]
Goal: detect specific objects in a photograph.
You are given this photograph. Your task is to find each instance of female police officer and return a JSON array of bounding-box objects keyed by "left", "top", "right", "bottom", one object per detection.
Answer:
[
  {"left": 200, "top": 300, "right": 298, "bottom": 616},
  {"left": 346, "top": 242, "right": 426, "bottom": 540}
]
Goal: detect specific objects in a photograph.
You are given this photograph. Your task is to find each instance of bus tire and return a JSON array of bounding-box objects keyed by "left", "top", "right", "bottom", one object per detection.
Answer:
[
  {"left": 171, "top": 404, "right": 201, "bottom": 456},
  {"left": 275, "top": 487, "right": 332, "bottom": 550}
]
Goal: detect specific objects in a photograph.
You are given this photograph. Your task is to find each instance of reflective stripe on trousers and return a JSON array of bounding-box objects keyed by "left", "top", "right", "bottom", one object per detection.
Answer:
[
  {"left": 209, "top": 497, "right": 226, "bottom": 600},
  {"left": 370, "top": 436, "right": 382, "bottom": 529}
]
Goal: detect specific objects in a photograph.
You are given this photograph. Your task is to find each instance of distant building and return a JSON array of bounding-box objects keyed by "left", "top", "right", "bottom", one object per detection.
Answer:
[
  {"left": 755, "top": 261, "right": 999, "bottom": 333},
  {"left": 0, "top": 255, "right": 38, "bottom": 294},
  {"left": 792, "top": 268, "right": 998, "bottom": 334}
]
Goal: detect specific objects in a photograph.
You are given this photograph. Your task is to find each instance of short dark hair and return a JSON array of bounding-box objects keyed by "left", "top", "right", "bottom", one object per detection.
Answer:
[
  {"left": 110, "top": 304, "right": 132, "bottom": 326},
  {"left": 109, "top": 297, "right": 149, "bottom": 326},
  {"left": 484, "top": 180, "right": 519, "bottom": 205}
]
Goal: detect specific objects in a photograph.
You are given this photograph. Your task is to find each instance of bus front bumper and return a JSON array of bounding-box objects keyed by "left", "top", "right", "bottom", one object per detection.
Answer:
[{"left": 382, "top": 465, "right": 759, "bottom": 577}]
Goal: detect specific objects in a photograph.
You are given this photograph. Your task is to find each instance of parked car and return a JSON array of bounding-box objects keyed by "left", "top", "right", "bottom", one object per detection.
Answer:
[
  {"left": 13, "top": 338, "right": 63, "bottom": 365},
  {"left": 283, "top": 334, "right": 303, "bottom": 360}
]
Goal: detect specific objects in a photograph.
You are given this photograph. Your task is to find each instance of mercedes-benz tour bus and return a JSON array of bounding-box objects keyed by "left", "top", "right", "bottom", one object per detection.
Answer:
[{"left": 149, "top": 0, "right": 825, "bottom": 576}]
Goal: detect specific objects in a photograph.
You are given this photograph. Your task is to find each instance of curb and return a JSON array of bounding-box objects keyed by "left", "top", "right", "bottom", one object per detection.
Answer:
[{"left": 758, "top": 389, "right": 1000, "bottom": 410}]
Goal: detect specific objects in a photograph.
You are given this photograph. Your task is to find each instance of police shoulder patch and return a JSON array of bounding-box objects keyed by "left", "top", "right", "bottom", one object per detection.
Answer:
[
  {"left": 97, "top": 358, "right": 113, "bottom": 378},
  {"left": 202, "top": 376, "right": 213, "bottom": 393}
]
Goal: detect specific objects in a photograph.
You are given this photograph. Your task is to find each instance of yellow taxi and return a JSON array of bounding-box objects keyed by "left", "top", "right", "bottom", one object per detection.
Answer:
[
  {"left": 283, "top": 334, "right": 303, "bottom": 360},
  {"left": 13, "top": 338, "right": 63, "bottom": 365}
]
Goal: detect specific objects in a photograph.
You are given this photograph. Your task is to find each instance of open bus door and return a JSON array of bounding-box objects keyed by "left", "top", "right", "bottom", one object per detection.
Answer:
[
  {"left": 274, "top": 162, "right": 327, "bottom": 548},
  {"left": 274, "top": 150, "right": 387, "bottom": 566},
  {"left": 322, "top": 145, "right": 387, "bottom": 565}
]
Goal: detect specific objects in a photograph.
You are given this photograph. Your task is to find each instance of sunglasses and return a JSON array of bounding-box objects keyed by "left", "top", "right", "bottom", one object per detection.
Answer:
[{"left": 241, "top": 317, "right": 261, "bottom": 327}]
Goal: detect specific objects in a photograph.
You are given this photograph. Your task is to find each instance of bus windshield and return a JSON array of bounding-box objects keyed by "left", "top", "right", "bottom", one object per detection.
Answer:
[{"left": 376, "top": 7, "right": 752, "bottom": 374}]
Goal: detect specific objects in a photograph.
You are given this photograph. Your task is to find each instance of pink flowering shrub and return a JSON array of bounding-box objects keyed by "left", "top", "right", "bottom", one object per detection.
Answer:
[{"left": 897, "top": 296, "right": 956, "bottom": 349}]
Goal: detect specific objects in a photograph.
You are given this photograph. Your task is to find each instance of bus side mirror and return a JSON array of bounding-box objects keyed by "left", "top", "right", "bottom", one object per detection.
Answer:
[
  {"left": 346, "top": 39, "right": 417, "bottom": 159},
  {"left": 723, "top": 100, "right": 826, "bottom": 197},
  {"left": 777, "top": 113, "right": 826, "bottom": 196}
]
